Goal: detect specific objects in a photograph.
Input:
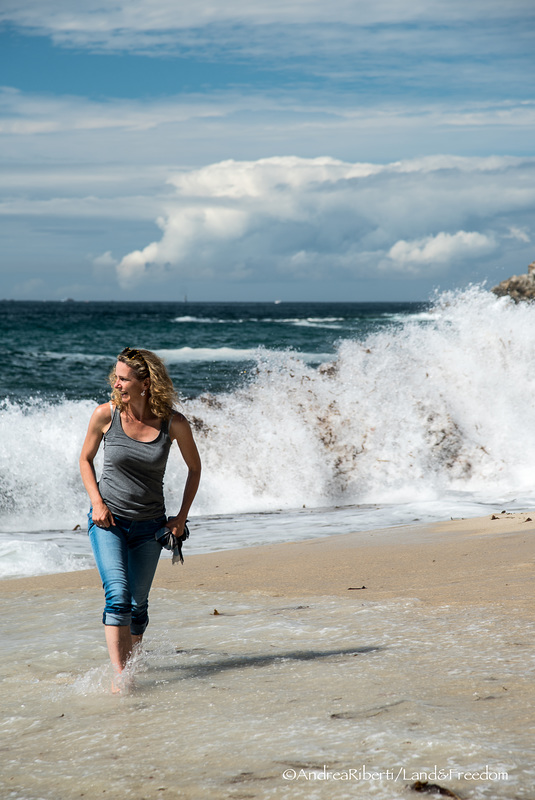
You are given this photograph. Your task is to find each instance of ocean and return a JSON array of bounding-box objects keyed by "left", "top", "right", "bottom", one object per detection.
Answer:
[
  {"left": 2, "top": 287, "right": 534, "bottom": 800},
  {"left": 2, "top": 286, "right": 535, "bottom": 579}
]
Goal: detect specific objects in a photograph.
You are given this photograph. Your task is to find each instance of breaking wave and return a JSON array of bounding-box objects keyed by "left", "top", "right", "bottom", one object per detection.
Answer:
[{"left": 2, "top": 286, "right": 535, "bottom": 535}]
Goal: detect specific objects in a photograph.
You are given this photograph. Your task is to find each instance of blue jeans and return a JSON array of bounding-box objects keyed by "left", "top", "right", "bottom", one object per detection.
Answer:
[{"left": 88, "top": 510, "right": 166, "bottom": 636}]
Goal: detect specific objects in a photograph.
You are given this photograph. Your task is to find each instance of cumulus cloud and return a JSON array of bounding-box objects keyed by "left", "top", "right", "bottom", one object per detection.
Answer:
[
  {"left": 114, "top": 155, "right": 535, "bottom": 287},
  {"left": 385, "top": 231, "right": 496, "bottom": 274}
]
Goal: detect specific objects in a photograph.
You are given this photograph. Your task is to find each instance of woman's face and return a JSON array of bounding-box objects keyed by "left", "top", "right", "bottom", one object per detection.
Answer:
[{"left": 114, "top": 360, "right": 148, "bottom": 404}]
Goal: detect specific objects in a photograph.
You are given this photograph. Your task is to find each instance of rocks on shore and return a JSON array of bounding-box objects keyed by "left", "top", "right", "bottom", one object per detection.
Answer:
[{"left": 492, "top": 261, "right": 535, "bottom": 301}]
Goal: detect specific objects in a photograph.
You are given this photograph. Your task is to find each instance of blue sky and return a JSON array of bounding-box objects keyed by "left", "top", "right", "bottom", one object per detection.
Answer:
[{"left": 1, "top": 0, "right": 534, "bottom": 301}]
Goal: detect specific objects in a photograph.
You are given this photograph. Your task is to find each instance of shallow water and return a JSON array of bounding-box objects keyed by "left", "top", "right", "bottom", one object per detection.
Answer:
[
  {"left": 1, "top": 588, "right": 533, "bottom": 799},
  {"left": 2, "top": 496, "right": 523, "bottom": 580}
]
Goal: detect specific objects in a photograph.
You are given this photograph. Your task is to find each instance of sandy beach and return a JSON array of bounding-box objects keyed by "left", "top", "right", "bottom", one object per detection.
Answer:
[
  {"left": 1, "top": 513, "right": 533, "bottom": 800},
  {"left": 2, "top": 511, "right": 533, "bottom": 612}
]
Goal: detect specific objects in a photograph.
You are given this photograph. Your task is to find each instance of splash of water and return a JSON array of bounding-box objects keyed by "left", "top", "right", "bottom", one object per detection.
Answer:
[{"left": 2, "top": 287, "right": 535, "bottom": 535}]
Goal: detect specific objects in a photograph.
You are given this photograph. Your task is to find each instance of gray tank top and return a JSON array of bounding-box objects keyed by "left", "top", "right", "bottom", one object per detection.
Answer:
[{"left": 98, "top": 406, "right": 173, "bottom": 520}]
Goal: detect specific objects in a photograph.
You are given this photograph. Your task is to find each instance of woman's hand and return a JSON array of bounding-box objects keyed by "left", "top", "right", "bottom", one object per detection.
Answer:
[
  {"left": 91, "top": 500, "right": 116, "bottom": 529},
  {"left": 164, "top": 516, "right": 187, "bottom": 540}
]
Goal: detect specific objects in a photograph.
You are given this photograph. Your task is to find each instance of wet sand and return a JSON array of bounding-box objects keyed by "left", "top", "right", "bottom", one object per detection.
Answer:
[
  {"left": 1, "top": 513, "right": 533, "bottom": 800},
  {"left": 2, "top": 512, "right": 533, "bottom": 613}
]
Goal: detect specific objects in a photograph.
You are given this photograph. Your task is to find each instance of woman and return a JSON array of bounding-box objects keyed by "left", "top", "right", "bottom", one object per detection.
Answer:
[{"left": 79, "top": 347, "right": 201, "bottom": 685}]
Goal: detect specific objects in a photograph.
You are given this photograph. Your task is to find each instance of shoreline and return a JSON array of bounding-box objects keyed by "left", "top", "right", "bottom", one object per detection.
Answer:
[{"left": 1, "top": 512, "right": 533, "bottom": 614}]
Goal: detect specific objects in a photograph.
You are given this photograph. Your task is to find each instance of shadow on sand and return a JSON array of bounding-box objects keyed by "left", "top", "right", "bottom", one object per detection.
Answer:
[{"left": 142, "top": 644, "right": 384, "bottom": 684}]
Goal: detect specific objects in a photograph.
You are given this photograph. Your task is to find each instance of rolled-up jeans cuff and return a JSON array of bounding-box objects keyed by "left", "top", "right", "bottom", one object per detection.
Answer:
[
  {"left": 103, "top": 611, "right": 131, "bottom": 627},
  {"left": 130, "top": 620, "right": 148, "bottom": 636}
]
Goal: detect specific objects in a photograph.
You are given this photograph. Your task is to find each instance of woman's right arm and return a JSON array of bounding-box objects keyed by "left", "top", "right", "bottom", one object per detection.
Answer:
[{"left": 79, "top": 403, "right": 115, "bottom": 528}]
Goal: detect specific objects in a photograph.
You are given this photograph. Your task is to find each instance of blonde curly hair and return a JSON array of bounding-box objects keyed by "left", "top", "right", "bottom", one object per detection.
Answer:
[{"left": 109, "top": 348, "right": 178, "bottom": 420}]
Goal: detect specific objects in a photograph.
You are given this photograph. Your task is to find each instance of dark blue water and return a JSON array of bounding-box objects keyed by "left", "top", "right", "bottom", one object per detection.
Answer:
[{"left": 1, "top": 300, "right": 428, "bottom": 401}]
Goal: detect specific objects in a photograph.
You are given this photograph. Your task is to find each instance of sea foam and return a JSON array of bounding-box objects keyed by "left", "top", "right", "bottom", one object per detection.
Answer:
[
  {"left": 2, "top": 286, "right": 535, "bottom": 537},
  {"left": 176, "top": 286, "right": 535, "bottom": 515}
]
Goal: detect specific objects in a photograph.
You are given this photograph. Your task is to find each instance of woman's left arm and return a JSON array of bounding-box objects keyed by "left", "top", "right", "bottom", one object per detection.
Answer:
[{"left": 165, "top": 413, "right": 202, "bottom": 539}]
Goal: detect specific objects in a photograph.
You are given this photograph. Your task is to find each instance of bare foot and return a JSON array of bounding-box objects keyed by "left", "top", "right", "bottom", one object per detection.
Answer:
[{"left": 111, "top": 669, "right": 135, "bottom": 694}]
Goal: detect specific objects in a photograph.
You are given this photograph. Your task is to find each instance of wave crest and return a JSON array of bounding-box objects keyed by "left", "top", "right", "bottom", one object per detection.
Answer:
[{"left": 2, "top": 287, "right": 535, "bottom": 532}]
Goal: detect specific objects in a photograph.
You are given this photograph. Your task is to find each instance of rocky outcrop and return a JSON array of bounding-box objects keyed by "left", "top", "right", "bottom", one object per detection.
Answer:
[{"left": 492, "top": 261, "right": 535, "bottom": 302}]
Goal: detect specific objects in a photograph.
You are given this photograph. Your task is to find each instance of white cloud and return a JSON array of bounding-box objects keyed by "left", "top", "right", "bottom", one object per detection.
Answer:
[
  {"left": 2, "top": 4, "right": 533, "bottom": 300},
  {"left": 385, "top": 232, "right": 496, "bottom": 275},
  {"left": 1, "top": 87, "right": 534, "bottom": 182},
  {"left": 116, "top": 205, "right": 251, "bottom": 286},
  {"left": 1, "top": 86, "right": 527, "bottom": 139},
  {"left": 93, "top": 250, "right": 117, "bottom": 268},
  {"left": 506, "top": 226, "right": 531, "bottom": 244},
  {"left": 1, "top": 0, "right": 533, "bottom": 72},
  {"left": 2, "top": 0, "right": 532, "bottom": 35},
  {"left": 1, "top": 87, "right": 533, "bottom": 296},
  {"left": 0, "top": 87, "right": 225, "bottom": 137},
  {"left": 113, "top": 155, "right": 535, "bottom": 287}
]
